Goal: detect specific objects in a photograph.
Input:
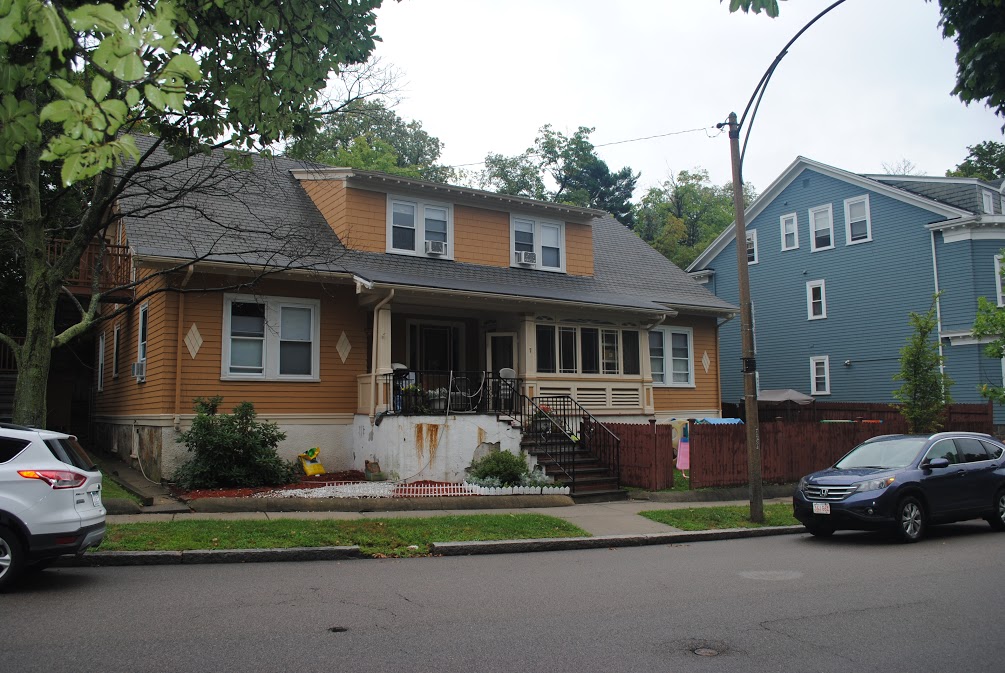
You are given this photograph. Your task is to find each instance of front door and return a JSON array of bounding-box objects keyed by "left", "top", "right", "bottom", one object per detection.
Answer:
[
  {"left": 408, "top": 322, "right": 463, "bottom": 372},
  {"left": 487, "top": 333, "right": 516, "bottom": 374}
]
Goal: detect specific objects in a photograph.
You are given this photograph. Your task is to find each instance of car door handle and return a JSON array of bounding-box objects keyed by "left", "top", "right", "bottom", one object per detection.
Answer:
[{"left": 954, "top": 469, "right": 966, "bottom": 477}]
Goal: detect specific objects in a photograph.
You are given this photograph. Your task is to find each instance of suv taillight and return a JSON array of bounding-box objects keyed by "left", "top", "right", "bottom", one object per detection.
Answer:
[{"left": 18, "top": 470, "right": 87, "bottom": 489}]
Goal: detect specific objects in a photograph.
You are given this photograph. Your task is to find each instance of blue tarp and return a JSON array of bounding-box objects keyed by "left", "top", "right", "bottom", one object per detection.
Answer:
[{"left": 691, "top": 417, "right": 744, "bottom": 425}]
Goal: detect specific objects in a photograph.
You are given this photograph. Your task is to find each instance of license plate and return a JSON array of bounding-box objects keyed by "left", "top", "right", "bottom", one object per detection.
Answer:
[
  {"left": 90, "top": 490, "right": 101, "bottom": 507},
  {"left": 812, "top": 503, "right": 831, "bottom": 515}
]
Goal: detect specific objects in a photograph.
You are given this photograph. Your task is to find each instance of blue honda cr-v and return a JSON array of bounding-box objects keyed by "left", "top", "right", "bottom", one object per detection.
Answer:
[{"left": 793, "top": 432, "right": 1005, "bottom": 542}]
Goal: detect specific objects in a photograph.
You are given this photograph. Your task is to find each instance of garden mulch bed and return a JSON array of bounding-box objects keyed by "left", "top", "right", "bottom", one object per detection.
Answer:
[{"left": 171, "top": 470, "right": 367, "bottom": 500}]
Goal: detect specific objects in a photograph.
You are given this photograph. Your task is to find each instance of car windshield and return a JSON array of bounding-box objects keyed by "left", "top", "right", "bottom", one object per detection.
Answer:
[{"left": 834, "top": 437, "right": 927, "bottom": 470}]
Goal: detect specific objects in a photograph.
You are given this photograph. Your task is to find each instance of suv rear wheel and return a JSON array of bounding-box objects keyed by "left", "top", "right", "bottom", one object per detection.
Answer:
[
  {"left": 986, "top": 488, "right": 1005, "bottom": 532},
  {"left": 0, "top": 525, "right": 24, "bottom": 592}
]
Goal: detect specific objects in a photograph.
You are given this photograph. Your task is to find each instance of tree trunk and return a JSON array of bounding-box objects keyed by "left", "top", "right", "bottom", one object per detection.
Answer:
[{"left": 12, "top": 123, "right": 58, "bottom": 428}]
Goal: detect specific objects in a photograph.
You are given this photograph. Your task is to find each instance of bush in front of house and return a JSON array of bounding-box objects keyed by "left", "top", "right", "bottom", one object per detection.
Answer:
[
  {"left": 174, "top": 397, "right": 300, "bottom": 489},
  {"left": 467, "top": 449, "right": 533, "bottom": 487}
]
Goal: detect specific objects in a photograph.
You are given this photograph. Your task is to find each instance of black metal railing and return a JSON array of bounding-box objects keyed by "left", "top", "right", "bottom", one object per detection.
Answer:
[
  {"left": 520, "top": 394, "right": 621, "bottom": 492},
  {"left": 381, "top": 370, "right": 523, "bottom": 415}
]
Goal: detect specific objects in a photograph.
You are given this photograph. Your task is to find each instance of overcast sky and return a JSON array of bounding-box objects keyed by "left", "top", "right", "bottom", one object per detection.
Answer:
[{"left": 368, "top": 0, "right": 1003, "bottom": 197}]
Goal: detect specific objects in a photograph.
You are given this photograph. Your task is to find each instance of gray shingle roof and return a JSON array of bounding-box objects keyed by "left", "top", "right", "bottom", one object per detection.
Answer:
[
  {"left": 121, "top": 138, "right": 735, "bottom": 315},
  {"left": 871, "top": 176, "right": 1002, "bottom": 215}
]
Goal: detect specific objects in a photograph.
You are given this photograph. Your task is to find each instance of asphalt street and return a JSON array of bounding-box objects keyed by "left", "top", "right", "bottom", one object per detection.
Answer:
[{"left": 3, "top": 522, "right": 1003, "bottom": 673}]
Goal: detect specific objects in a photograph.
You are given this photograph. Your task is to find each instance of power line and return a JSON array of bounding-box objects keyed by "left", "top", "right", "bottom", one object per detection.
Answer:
[{"left": 445, "top": 125, "right": 723, "bottom": 169}]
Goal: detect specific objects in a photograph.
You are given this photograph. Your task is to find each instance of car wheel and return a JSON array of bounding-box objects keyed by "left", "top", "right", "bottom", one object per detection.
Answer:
[
  {"left": 895, "top": 496, "right": 926, "bottom": 543},
  {"left": 986, "top": 488, "right": 1005, "bottom": 532},
  {"left": 805, "top": 522, "right": 835, "bottom": 538},
  {"left": 0, "top": 525, "right": 25, "bottom": 592}
]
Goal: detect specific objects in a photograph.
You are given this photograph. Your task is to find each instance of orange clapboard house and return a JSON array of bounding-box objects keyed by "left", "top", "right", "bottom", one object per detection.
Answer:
[{"left": 93, "top": 142, "right": 736, "bottom": 490}]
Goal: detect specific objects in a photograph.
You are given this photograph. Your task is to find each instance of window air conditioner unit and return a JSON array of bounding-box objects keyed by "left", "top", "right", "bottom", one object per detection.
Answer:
[
  {"left": 131, "top": 361, "right": 146, "bottom": 382},
  {"left": 425, "top": 240, "right": 447, "bottom": 256},
  {"left": 515, "top": 250, "right": 537, "bottom": 266}
]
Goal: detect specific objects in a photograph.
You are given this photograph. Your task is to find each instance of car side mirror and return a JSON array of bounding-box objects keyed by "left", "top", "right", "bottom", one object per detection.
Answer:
[{"left": 924, "top": 457, "right": 950, "bottom": 469}]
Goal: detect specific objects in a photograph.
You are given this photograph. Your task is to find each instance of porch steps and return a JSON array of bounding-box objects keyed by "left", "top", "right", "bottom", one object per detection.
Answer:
[{"left": 521, "top": 436, "right": 625, "bottom": 502}]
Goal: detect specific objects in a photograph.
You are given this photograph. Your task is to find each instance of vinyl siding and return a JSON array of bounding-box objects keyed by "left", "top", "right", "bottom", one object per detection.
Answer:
[
  {"left": 453, "top": 205, "right": 511, "bottom": 267},
  {"left": 651, "top": 315, "right": 720, "bottom": 413}
]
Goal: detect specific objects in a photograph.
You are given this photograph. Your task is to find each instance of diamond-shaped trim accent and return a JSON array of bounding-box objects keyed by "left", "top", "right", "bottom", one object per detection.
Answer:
[
  {"left": 336, "top": 331, "right": 351, "bottom": 364},
  {"left": 701, "top": 350, "right": 710, "bottom": 374},
  {"left": 184, "top": 324, "right": 203, "bottom": 359}
]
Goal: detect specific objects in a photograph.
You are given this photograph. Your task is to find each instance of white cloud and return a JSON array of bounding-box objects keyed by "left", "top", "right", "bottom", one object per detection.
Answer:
[{"left": 371, "top": 0, "right": 1003, "bottom": 195}]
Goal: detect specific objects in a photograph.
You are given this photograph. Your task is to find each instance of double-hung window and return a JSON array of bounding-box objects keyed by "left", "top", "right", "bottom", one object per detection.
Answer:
[
  {"left": 223, "top": 294, "right": 320, "bottom": 380},
  {"left": 806, "top": 280, "right": 827, "bottom": 320},
  {"left": 780, "top": 213, "right": 798, "bottom": 251},
  {"left": 844, "top": 195, "right": 872, "bottom": 244},
  {"left": 112, "top": 325, "right": 120, "bottom": 379},
  {"left": 650, "top": 327, "right": 694, "bottom": 387},
  {"left": 996, "top": 255, "right": 1004, "bottom": 307},
  {"left": 810, "top": 356, "right": 830, "bottom": 395},
  {"left": 746, "top": 230, "right": 758, "bottom": 264},
  {"left": 511, "top": 216, "right": 564, "bottom": 272},
  {"left": 536, "top": 325, "right": 640, "bottom": 375},
  {"left": 982, "top": 190, "right": 994, "bottom": 214},
  {"left": 97, "top": 332, "right": 105, "bottom": 392},
  {"left": 137, "top": 304, "right": 148, "bottom": 363},
  {"left": 809, "top": 204, "right": 834, "bottom": 252},
  {"left": 387, "top": 195, "right": 453, "bottom": 258}
]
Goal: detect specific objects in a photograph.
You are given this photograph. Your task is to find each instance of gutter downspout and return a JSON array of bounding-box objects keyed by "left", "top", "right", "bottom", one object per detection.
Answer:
[
  {"left": 369, "top": 289, "right": 394, "bottom": 424},
  {"left": 173, "top": 266, "right": 195, "bottom": 431},
  {"left": 930, "top": 230, "right": 946, "bottom": 379}
]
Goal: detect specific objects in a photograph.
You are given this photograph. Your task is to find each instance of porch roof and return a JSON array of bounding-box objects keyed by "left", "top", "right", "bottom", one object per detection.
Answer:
[{"left": 121, "top": 138, "right": 737, "bottom": 317}]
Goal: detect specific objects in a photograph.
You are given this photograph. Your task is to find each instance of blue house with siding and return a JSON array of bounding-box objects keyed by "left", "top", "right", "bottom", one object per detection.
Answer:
[{"left": 687, "top": 157, "right": 1005, "bottom": 423}]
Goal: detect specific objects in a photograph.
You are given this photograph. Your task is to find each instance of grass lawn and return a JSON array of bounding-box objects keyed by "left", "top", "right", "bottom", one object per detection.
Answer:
[
  {"left": 101, "top": 476, "right": 142, "bottom": 504},
  {"left": 640, "top": 503, "right": 799, "bottom": 530},
  {"left": 100, "top": 514, "right": 589, "bottom": 558}
]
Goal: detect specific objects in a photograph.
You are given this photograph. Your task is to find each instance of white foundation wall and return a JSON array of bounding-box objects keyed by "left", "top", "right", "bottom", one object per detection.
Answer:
[
  {"left": 350, "top": 414, "right": 523, "bottom": 482},
  {"left": 94, "top": 416, "right": 355, "bottom": 481}
]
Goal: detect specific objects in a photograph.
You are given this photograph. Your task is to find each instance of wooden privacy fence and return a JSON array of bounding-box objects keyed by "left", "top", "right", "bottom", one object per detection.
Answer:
[
  {"left": 689, "top": 403, "right": 994, "bottom": 489},
  {"left": 604, "top": 421, "right": 675, "bottom": 490},
  {"left": 723, "top": 400, "right": 994, "bottom": 430}
]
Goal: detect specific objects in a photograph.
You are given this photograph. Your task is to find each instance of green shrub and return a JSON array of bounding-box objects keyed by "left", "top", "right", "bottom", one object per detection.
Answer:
[
  {"left": 468, "top": 450, "right": 530, "bottom": 486},
  {"left": 173, "top": 397, "right": 300, "bottom": 489}
]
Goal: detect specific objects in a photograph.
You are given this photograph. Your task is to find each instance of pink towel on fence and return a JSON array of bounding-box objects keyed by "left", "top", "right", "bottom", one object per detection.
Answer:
[{"left": 676, "top": 436, "right": 690, "bottom": 471}]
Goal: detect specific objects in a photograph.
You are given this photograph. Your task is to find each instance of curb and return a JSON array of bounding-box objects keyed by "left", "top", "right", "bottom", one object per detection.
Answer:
[
  {"left": 430, "top": 525, "right": 805, "bottom": 555},
  {"left": 187, "top": 494, "right": 575, "bottom": 513},
  {"left": 631, "top": 484, "right": 797, "bottom": 503},
  {"left": 57, "top": 546, "right": 363, "bottom": 567},
  {"left": 58, "top": 527, "right": 805, "bottom": 566}
]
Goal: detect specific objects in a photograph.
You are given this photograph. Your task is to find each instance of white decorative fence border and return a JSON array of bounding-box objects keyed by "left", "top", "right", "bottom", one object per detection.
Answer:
[
  {"left": 254, "top": 481, "right": 570, "bottom": 499},
  {"left": 461, "top": 482, "right": 571, "bottom": 496}
]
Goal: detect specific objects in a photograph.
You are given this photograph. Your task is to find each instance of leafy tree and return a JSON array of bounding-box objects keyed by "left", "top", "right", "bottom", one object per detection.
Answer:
[
  {"left": 892, "top": 297, "right": 953, "bottom": 433},
  {"left": 285, "top": 99, "right": 456, "bottom": 182},
  {"left": 633, "top": 169, "right": 755, "bottom": 269},
  {"left": 727, "top": 0, "right": 1005, "bottom": 122},
  {"left": 971, "top": 293, "right": 1005, "bottom": 405},
  {"left": 481, "top": 125, "right": 639, "bottom": 226},
  {"left": 0, "top": 0, "right": 385, "bottom": 427},
  {"left": 946, "top": 140, "right": 1005, "bottom": 180}
]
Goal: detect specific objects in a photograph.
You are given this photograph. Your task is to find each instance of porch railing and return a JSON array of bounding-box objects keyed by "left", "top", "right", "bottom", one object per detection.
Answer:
[
  {"left": 530, "top": 394, "right": 621, "bottom": 491},
  {"left": 380, "top": 370, "right": 523, "bottom": 415},
  {"left": 47, "top": 239, "right": 132, "bottom": 298}
]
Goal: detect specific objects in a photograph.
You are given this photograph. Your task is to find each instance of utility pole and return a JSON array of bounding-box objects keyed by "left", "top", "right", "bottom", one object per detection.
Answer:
[{"left": 725, "top": 111, "right": 763, "bottom": 523}]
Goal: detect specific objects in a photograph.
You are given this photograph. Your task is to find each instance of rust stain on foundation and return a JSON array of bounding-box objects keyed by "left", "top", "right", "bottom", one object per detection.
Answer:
[
  {"left": 414, "top": 424, "right": 425, "bottom": 461},
  {"left": 426, "top": 424, "right": 440, "bottom": 463},
  {"left": 477, "top": 427, "right": 487, "bottom": 445}
]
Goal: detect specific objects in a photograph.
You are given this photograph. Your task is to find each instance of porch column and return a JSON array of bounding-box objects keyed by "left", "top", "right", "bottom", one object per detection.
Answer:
[
  {"left": 519, "top": 314, "right": 536, "bottom": 397},
  {"left": 641, "top": 327, "right": 655, "bottom": 415},
  {"left": 376, "top": 305, "right": 393, "bottom": 374}
]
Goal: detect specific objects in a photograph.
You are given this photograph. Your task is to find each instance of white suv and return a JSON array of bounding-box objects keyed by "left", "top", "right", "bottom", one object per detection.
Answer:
[{"left": 0, "top": 423, "right": 106, "bottom": 591}]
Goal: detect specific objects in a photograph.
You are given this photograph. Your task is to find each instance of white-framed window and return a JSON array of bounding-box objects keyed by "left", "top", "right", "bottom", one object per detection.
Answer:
[
  {"left": 810, "top": 355, "right": 830, "bottom": 395},
  {"left": 536, "top": 324, "right": 640, "bottom": 375},
  {"left": 1000, "top": 194, "right": 1004, "bottom": 215},
  {"left": 996, "top": 255, "right": 1004, "bottom": 307},
  {"left": 137, "top": 304, "right": 148, "bottom": 363},
  {"left": 112, "top": 325, "right": 120, "bottom": 379},
  {"left": 780, "top": 212, "right": 798, "bottom": 251},
  {"left": 809, "top": 204, "right": 834, "bottom": 252},
  {"left": 511, "top": 216, "right": 565, "bottom": 272},
  {"left": 97, "top": 332, "right": 105, "bottom": 392},
  {"left": 386, "top": 195, "right": 454, "bottom": 258},
  {"left": 222, "top": 294, "right": 321, "bottom": 381},
  {"left": 982, "top": 190, "right": 994, "bottom": 214},
  {"left": 844, "top": 195, "right": 872, "bottom": 244},
  {"left": 806, "top": 279, "right": 827, "bottom": 320},
  {"left": 746, "top": 230, "right": 758, "bottom": 265},
  {"left": 650, "top": 327, "right": 694, "bottom": 387}
]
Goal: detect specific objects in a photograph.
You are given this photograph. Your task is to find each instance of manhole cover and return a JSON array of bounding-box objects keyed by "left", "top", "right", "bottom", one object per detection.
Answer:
[
  {"left": 329, "top": 626, "right": 349, "bottom": 633},
  {"left": 693, "top": 648, "right": 719, "bottom": 657}
]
